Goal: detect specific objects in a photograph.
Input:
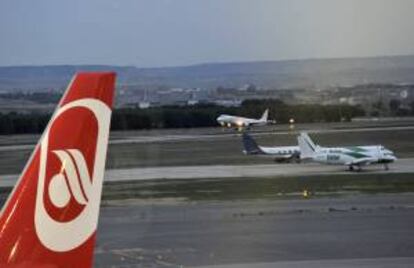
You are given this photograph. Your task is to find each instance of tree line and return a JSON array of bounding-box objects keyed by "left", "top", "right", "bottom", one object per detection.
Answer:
[{"left": 0, "top": 99, "right": 365, "bottom": 134}]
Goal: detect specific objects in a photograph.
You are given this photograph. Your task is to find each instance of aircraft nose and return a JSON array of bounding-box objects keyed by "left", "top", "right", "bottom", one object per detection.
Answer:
[
  {"left": 389, "top": 150, "right": 397, "bottom": 159},
  {"left": 384, "top": 153, "right": 397, "bottom": 162},
  {"left": 381, "top": 148, "right": 397, "bottom": 161}
]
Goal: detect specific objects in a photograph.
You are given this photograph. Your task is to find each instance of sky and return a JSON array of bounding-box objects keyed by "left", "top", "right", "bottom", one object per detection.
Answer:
[{"left": 1, "top": 0, "right": 414, "bottom": 67}]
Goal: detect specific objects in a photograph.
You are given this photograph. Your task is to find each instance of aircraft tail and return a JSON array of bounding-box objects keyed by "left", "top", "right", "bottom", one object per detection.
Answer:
[
  {"left": 260, "top": 109, "right": 269, "bottom": 122},
  {"left": 242, "top": 133, "right": 264, "bottom": 154},
  {"left": 0, "top": 72, "right": 116, "bottom": 267},
  {"left": 297, "top": 132, "right": 317, "bottom": 159}
]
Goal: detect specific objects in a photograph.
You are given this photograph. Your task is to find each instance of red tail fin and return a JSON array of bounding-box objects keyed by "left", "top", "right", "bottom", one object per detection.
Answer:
[{"left": 0, "top": 72, "right": 116, "bottom": 267}]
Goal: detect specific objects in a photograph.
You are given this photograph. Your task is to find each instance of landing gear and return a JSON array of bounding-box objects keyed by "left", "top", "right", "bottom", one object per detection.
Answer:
[
  {"left": 292, "top": 153, "right": 301, "bottom": 164},
  {"left": 348, "top": 165, "right": 362, "bottom": 172},
  {"left": 384, "top": 164, "right": 389, "bottom": 171}
]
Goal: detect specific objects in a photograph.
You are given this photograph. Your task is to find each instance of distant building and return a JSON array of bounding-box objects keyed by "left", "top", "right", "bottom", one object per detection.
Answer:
[
  {"left": 214, "top": 99, "right": 242, "bottom": 107},
  {"left": 187, "top": 100, "right": 199, "bottom": 106},
  {"left": 138, "top": 101, "right": 151, "bottom": 109},
  {"left": 169, "top": 88, "right": 184, "bottom": 93}
]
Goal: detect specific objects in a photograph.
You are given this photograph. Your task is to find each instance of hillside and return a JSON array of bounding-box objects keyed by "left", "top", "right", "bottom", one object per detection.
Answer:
[{"left": 1, "top": 55, "right": 414, "bottom": 91}]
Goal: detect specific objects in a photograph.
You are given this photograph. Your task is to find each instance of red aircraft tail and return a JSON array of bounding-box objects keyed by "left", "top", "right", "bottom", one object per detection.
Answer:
[{"left": 0, "top": 72, "right": 116, "bottom": 267}]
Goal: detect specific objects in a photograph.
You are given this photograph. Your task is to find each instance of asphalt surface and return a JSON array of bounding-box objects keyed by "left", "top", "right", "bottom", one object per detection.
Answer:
[
  {"left": 197, "top": 258, "right": 414, "bottom": 268},
  {"left": 1, "top": 158, "right": 413, "bottom": 189},
  {"left": 94, "top": 194, "right": 414, "bottom": 267},
  {"left": 102, "top": 158, "right": 413, "bottom": 182},
  {"left": 1, "top": 123, "right": 413, "bottom": 267},
  {"left": 1, "top": 125, "right": 414, "bottom": 152}
]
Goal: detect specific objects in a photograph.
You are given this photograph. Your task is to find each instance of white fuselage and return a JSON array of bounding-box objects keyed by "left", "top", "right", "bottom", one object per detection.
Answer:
[
  {"left": 297, "top": 132, "right": 396, "bottom": 170},
  {"left": 258, "top": 145, "right": 300, "bottom": 159},
  {"left": 242, "top": 133, "right": 300, "bottom": 162},
  {"left": 310, "top": 145, "right": 396, "bottom": 167},
  {"left": 217, "top": 115, "right": 266, "bottom": 128}
]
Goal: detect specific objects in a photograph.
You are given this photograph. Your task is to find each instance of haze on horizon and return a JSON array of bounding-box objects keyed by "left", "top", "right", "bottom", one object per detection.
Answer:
[{"left": 1, "top": 0, "right": 414, "bottom": 68}]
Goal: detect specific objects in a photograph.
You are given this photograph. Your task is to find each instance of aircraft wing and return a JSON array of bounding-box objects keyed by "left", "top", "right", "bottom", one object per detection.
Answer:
[
  {"left": 346, "top": 157, "right": 378, "bottom": 166},
  {"left": 248, "top": 119, "right": 264, "bottom": 125}
]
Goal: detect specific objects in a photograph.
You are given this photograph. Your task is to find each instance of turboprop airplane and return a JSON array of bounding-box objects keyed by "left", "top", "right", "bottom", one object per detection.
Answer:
[
  {"left": 0, "top": 72, "right": 116, "bottom": 267},
  {"left": 242, "top": 132, "right": 300, "bottom": 163},
  {"left": 297, "top": 132, "right": 397, "bottom": 171},
  {"left": 217, "top": 109, "right": 270, "bottom": 129}
]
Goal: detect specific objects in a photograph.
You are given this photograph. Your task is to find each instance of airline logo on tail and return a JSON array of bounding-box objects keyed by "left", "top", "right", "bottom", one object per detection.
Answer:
[
  {"left": 0, "top": 72, "right": 115, "bottom": 267},
  {"left": 49, "top": 149, "right": 92, "bottom": 207},
  {"left": 35, "top": 98, "right": 111, "bottom": 252}
]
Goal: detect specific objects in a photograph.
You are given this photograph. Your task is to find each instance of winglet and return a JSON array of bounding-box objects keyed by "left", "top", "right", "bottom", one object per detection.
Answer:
[{"left": 0, "top": 72, "right": 116, "bottom": 267}]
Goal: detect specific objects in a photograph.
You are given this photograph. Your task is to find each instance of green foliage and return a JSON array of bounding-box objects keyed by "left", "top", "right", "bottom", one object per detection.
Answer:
[
  {"left": 0, "top": 112, "right": 50, "bottom": 134},
  {"left": 0, "top": 99, "right": 365, "bottom": 134},
  {"left": 109, "top": 99, "right": 365, "bottom": 131},
  {"left": 112, "top": 105, "right": 239, "bottom": 130},
  {"left": 241, "top": 99, "right": 364, "bottom": 123}
]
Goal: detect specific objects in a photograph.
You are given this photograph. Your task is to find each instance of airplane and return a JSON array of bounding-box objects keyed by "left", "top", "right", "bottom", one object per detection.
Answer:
[
  {"left": 297, "top": 132, "right": 397, "bottom": 171},
  {"left": 242, "top": 132, "right": 300, "bottom": 163},
  {"left": 216, "top": 109, "right": 270, "bottom": 129},
  {"left": 0, "top": 72, "right": 116, "bottom": 267}
]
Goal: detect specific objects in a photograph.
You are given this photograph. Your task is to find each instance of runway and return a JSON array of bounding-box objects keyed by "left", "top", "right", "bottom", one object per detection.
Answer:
[
  {"left": 197, "top": 257, "right": 414, "bottom": 268},
  {"left": 1, "top": 158, "right": 413, "bottom": 189},
  {"left": 0, "top": 123, "right": 413, "bottom": 175},
  {"left": 0, "top": 125, "right": 414, "bottom": 152},
  {"left": 0, "top": 123, "right": 412, "bottom": 267},
  {"left": 103, "top": 158, "right": 414, "bottom": 182},
  {"left": 109, "top": 125, "right": 414, "bottom": 145},
  {"left": 94, "top": 193, "right": 414, "bottom": 267}
]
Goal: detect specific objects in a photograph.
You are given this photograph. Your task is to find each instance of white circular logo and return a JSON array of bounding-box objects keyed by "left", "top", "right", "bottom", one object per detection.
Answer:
[{"left": 34, "top": 99, "right": 111, "bottom": 252}]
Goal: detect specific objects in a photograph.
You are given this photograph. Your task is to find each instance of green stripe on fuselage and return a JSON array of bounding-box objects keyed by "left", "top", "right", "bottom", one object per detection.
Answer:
[
  {"left": 343, "top": 151, "right": 369, "bottom": 159},
  {"left": 345, "top": 146, "right": 368, "bottom": 152}
]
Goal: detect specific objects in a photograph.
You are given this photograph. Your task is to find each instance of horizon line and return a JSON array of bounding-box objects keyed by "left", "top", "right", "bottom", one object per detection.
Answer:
[{"left": 0, "top": 53, "right": 413, "bottom": 69}]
